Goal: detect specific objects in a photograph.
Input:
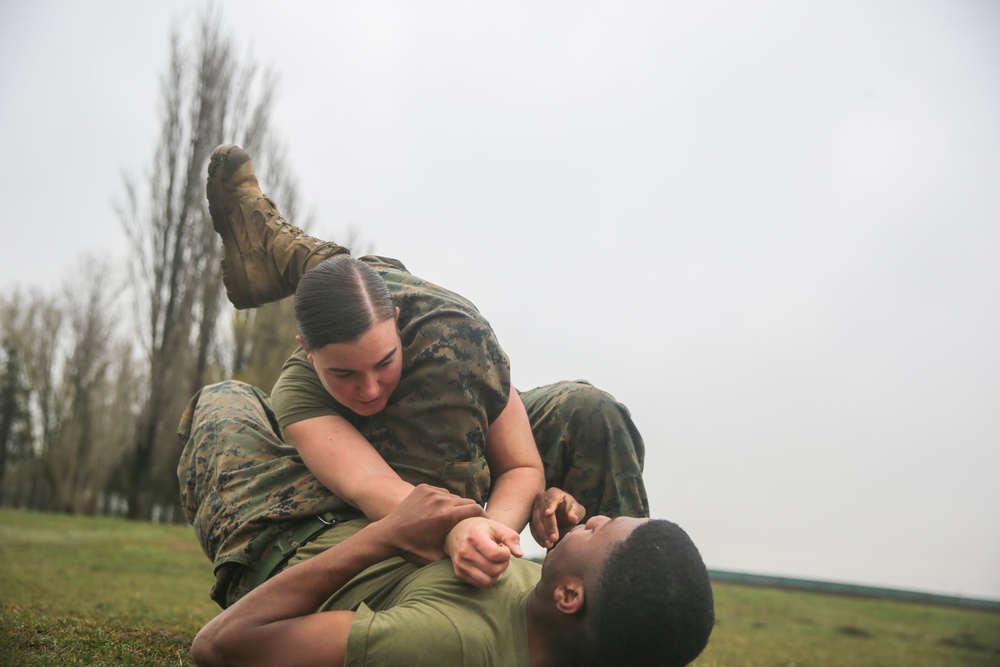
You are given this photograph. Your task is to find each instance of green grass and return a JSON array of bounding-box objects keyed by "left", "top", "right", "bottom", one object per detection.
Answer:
[
  {"left": 695, "top": 582, "right": 1000, "bottom": 667},
  {"left": 0, "top": 509, "right": 218, "bottom": 666},
  {"left": 2, "top": 508, "right": 998, "bottom": 666}
]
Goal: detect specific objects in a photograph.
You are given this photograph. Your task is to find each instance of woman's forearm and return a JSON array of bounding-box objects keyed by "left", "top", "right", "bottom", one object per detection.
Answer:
[
  {"left": 285, "top": 415, "right": 414, "bottom": 520},
  {"left": 344, "top": 474, "right": 415, "bottom": 520},
  {"left": 482, "top": 389, "right": 546, "bottom": 531},
  {"left": 483, "top": 465, "right": 545, "bottom": 532}
]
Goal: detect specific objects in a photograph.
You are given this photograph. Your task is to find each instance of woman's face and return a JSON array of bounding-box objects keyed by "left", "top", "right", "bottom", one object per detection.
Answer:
[{"left": 301, "top": 314, "right": 403, "bottom": 417}]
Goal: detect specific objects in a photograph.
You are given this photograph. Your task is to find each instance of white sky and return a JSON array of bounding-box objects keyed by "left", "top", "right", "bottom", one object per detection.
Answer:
[{"left": 2, "top": 1, "right": 998, "bottom": 600}]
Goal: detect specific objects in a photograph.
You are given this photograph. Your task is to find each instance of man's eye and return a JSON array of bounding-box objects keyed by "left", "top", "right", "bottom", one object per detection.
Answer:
[
  {"left": 378, "top": 357, "right": 393, "bottom": 367},
  {"left": 333, "top": 371, "right": 353, "bottom": 379}
]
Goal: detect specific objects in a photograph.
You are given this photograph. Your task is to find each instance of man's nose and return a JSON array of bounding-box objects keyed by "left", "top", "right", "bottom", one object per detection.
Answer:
[{"left": 585, "top": 516, "right": 611, "bottom": 531}]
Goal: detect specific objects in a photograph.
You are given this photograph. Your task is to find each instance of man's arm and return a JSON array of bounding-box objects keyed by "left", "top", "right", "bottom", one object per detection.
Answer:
[{"left": 191, "top": 486, "right": 485, "bottom": 667}]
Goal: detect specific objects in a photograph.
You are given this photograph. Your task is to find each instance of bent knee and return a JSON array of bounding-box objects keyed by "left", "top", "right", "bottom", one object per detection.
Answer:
[{"left": 549, "top": 380, "right": 620, "bottom": 413}]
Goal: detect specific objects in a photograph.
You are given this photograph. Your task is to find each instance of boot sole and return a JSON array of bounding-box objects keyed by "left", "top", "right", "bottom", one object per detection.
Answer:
[{"left": 207, "top": 145, "right": 259, "bottom": 309}]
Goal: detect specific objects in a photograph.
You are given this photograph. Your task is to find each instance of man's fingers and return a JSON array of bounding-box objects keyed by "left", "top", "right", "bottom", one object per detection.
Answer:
[
  {"left": 451, "top": 502, "right": 486, "bottom": 522},
  {"left": 530, "top": 489, "right": 589, "bottom": 550},
  {"left": 531, "top": 491, "right": 562, "bottom": 547},
  {"left": 561, "top": 499, "right": 585, "bottom": 526},
  {"left": 540, "top": 513, "right": 558, "bottom": 546},
  {"left": 529, "top": 514, "right": 553, "bottom": 548}
]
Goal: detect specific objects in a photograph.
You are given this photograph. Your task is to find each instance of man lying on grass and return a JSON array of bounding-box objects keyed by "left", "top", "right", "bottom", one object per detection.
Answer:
[{"left": 192, "top": 485, "right": 714, "bottom": 667}]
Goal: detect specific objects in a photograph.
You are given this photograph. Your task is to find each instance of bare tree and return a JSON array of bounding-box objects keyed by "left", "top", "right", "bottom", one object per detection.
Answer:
[
  {"left": 0, "top": 295, "right": 34, "bottom": 499},
  {"left": 0, "top": 290, "right": 65, "bottom": 509},
  {"left": 230, "top": 298, "right": 299, "bottom": 394},
  {"left": 118, "top": 7, "right": 301, "bottom": 520},
  {"left": 21, "top": 293, "right": 65, "bottom": 510},
  {"left": 41, "top": 260, "right": 133, "bottom": 514}
]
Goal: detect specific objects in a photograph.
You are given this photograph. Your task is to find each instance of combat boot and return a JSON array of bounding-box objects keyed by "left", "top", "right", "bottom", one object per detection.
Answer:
[{"left": 207, "top": 144, "right": 344, "bottom": 309}]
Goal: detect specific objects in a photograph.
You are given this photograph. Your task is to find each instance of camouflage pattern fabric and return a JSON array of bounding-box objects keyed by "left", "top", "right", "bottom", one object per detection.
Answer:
[
  {"left": 178, "top": 378, "right": 649, "bottom": 607},
  {"left": 521, "top": 380, "right": 649, "bottom": 519},
  {"left": 178, "top": 259, "right": 649, "bottom": 607},
  {"left": 177, "top": 380, "right": 361, "bottom": 608},
  {"left": 271, "top": 256, "right": 511, "bottom": 504},
  {"left": 272, "top": 256, "right": 649, "bottom": 520}
]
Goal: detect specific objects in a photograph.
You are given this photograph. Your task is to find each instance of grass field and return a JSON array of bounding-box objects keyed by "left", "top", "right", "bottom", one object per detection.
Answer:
[{"left": 1, "top": 509, "right": 998, "bottom": 666}]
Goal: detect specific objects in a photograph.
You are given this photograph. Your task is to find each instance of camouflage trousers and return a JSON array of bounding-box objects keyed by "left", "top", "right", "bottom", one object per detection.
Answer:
[
  {"left": 178, "top": 379, "right": 648, "bottom": 607},
  {"left": 519, "top": 380, "right": 649, "bottom": 520}
]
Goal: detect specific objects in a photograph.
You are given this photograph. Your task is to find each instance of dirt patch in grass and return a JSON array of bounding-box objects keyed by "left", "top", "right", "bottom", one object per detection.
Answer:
[
  {"left": 835, "top": 625, "right": 872, "bottom": 638},
  {"left": 937, "top": 632, "right": 1000, "bottom": 655}
]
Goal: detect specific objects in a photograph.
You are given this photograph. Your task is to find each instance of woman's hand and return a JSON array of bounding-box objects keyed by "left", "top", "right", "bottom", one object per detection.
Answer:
[
  {"left": 444, "top": 516, "right": 523, "bottom": 588},
  {"left": 530, "top": 488, "right": 586, "bottom": 549}
]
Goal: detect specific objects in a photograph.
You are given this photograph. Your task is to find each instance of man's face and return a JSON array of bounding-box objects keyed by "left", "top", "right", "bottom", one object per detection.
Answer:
[
  {"left": 304, "top": 316, "right": 403, "bottom": 417},
  {"left": 541, "top": 515, "right": 647, "bottom": 578}
]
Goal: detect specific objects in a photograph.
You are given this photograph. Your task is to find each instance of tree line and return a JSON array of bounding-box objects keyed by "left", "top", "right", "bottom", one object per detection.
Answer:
[{"left": 0, "top": 10, "right": 360, "bottom": 522}]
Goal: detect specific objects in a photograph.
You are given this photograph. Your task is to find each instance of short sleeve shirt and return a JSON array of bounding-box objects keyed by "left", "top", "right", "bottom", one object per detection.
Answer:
[
  {"left": 344, "top": 562, "right": 534, "bottom": 667},
  {"left": 270, "top": 256, "right": 511, "bottom": 503},
  {"left": 298, "top": 520, "right": 537, "bottom": 667}
]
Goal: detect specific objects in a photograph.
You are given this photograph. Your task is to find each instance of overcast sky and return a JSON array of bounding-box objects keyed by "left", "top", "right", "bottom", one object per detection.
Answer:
[{"left": 2, "top": 1, "right": 998, "bottom": 600}]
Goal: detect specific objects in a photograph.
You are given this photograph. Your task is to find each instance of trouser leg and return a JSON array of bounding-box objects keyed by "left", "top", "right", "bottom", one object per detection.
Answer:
[
  {"left": 520, "top": 380, "right": 650, "bottom": 519},
  {"left": 179, "top": 380, "right": 288, "bottom": 525},
  {"left": 177, "top": 380, "right": 349, "bottom": 528},
  {"left": 177, "top": 380, "right": 351, "bottom": 607}
]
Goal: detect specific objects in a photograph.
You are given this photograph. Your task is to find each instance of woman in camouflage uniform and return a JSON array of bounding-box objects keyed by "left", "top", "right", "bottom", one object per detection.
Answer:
[{"left": 179, "top": 145, "right": 649, "bottom": 607}]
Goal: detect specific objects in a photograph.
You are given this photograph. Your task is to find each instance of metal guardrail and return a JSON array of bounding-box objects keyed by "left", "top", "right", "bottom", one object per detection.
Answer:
[{"left": 708, "top": 570, "right": 1000, "bottom": 612}]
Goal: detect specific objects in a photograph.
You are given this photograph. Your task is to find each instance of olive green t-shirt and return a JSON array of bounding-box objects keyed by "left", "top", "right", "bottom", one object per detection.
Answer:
[
  {"left": 291, "top": 521, "right": 535, "bottom": 667},
  {"left": 270, "top": 256, "right": 511, "bottom": 504},
  {"left": 345, "top": 561, "right": 534, "bottom": 667}
]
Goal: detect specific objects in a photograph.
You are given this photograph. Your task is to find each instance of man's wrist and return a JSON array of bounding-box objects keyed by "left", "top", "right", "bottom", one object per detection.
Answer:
[{"left": 355, "top": 519, "right": 403, "bottom": 561}]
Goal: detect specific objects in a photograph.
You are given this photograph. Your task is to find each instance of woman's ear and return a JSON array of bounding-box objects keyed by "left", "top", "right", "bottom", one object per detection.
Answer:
[
  {"left": 553, "top": 576, "right": 586, "bottom": 615},
  {"left": 296, "top": 335, "right": 313, "bottom": 364}
]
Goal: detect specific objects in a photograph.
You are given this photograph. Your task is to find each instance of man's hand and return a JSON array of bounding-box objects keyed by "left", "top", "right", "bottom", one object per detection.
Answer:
[
  {"left": 379, "top": 485, "right": 486, "bottom": 565},
  {"left": 530, "top": 488, "right": 586, "bottom": 549},
  {"left": 444, "top": 516, "right": 523, "bottom": 588}
]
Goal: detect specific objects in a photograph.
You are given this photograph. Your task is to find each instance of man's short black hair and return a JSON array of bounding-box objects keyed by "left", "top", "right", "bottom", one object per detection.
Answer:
[{"left": 587, "top": 520, "right": 715, "bottom": 667}]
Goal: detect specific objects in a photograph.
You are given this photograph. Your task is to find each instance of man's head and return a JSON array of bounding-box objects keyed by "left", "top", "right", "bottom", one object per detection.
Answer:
[{"left": 538, "top": 516, "right": 714, "bottom": 667}]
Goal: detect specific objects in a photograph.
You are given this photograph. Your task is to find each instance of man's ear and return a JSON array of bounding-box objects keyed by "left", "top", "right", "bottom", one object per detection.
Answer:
[
  {"left": 553, "top": 576, "right": 586, "bottom": 615},
  {"left": 295, "top": 335, "right": 313, "bottom": 365}
]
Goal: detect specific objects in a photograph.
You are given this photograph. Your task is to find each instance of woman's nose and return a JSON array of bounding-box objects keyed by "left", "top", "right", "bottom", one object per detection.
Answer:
[{"left": 358, "top": 374, "right": 380, "bottom": 399}]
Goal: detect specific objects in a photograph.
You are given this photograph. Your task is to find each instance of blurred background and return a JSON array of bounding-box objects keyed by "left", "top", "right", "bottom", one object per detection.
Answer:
[{"left": 1, "top": 1, "right": 997, "bottom": 601}]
